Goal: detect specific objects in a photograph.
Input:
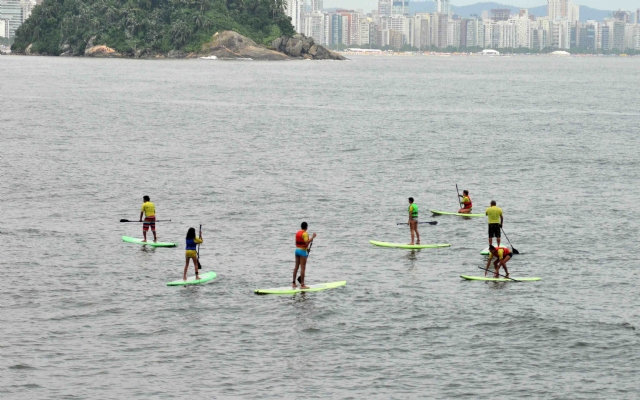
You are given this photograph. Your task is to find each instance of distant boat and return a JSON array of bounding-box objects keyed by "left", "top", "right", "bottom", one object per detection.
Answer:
[{"left": 200, "top": 55, "right": 217, "bottom": 60}]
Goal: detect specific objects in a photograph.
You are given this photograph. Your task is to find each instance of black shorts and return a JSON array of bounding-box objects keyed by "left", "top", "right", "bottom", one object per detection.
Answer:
[{"left": 488, "top": 223, "right": 501, "bottom": 238}]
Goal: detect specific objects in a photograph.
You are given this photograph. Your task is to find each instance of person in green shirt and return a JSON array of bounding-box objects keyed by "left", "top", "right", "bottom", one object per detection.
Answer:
[
  {"left": 408, "top": 197, "right": 420, "bottom": 245},
  {"left": 485, "top": 200, "right": 503, "bottom": 247}
]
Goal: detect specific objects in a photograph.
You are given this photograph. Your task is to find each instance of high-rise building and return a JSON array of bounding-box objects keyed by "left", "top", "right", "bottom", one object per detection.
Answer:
[
  {"left": 310, "top": 0, "right": 323, "bottom": 13},
  {"left": 304, "top": 12, "right": 325, "bottom": 44},
  {"left": 548, "top": 0, "right": 573, "bottom": 21},
  {"left": 391, "top": 0, "right": 408, "bottom": 16},
  {"left": 612, "top": 10, "right": 631, "bottom": 24},
  {"left": 491, "top": 9, "right": 510, "bottom": 22},
  {"left": 0, "top": 0, "right": 24, "bottom": 39},
  {"left": 0, "top": 18, "right": 7, "bottom": 38},
  {"left": 435, "top": 0, "right": 450, "bottom": 15},
  {"left": 286, "top": 0, "right": 305, "bottom": 33},
  {"left": 378, "top": 0, "right": 391, "bottom": 17}
]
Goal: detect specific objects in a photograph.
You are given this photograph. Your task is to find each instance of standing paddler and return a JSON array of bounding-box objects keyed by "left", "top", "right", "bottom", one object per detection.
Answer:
[
  {"left": 293, "top": 222, "right": 316, "bottom": 289},
  {"left": 139, "top": 195, "right": 157, "bottom": 243},
  {"left": 408, "top": 197, "right": 420, "bottom": 245},
  {"left": 485, "top": 200, "right": 503, "bottom": 247}
]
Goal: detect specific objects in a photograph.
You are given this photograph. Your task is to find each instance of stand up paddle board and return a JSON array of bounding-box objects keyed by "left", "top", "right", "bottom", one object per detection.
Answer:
[
  {"left": 122, "top": 236, "right": 177, "bottom": 248},
  {"left": 167, "top": 271, "right": 217, "bottom": 286},
  {"left": 460, "top": 275, "right": 541, "bottom": 282},
  {"left": 255, "top": 281, "right": 346, "bottom": 295},
  {"left": 370, "top": 240, "right": 450, "bottom": 249},
  {"left": 430, "top": 210, "right": 484, "bottom": 217}
]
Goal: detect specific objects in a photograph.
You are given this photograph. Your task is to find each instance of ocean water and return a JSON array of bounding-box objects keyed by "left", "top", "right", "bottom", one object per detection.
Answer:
[{"left": 1, "top": 54, "right": 640, "bottom": 399}]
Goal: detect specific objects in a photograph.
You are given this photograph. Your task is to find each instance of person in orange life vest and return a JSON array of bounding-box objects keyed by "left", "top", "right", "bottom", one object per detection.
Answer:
[
  {"left": 458, "top": 190, "right": 472, "bottom": 214},
  {"left": 293, "top": 222, "right": 316, "bottom": 289},
  {"left": 485, "top": 245, "right": 513, "bottom": 278},
  {"left": 139, "top": 195, "right": 157, "bottom": 242}
]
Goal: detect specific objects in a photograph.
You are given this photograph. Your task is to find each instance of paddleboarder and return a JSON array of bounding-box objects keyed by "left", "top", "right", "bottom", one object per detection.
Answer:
[
  {"left": 184, "top": 227, "right": 203, "bottom": 281},
  {"left": 139, "top": 195, "right": 157, "bottom": 243},
  {"left": 293, "top": 222, "right": 316, "bottom": 289},
  {"left": 408, "top": 197, "right": 420, "bottom": 245},
  {"left": 485, "top": 200, "right": 503, "bottom": 247},
  {"left": 485, "top": 245, "right": 512, "bottom": 278},
  {"left": 457, "top": 190, "right": 473, "bottom": 214}
]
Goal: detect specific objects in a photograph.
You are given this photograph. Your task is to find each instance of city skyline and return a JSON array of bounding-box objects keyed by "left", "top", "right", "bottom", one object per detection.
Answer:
[{"left": 323, "top": 0, "right": 639, "bottom": 12}]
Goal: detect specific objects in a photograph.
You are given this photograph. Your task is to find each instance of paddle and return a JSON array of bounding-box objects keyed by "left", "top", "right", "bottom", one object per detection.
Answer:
[
  {"left": 501, "top": 228, "right": 520, "bottom": 255},
  {"left": 456, "top": 184, "right": 462, "bottom": 209},
  {"left": 197, "top": 224, "right": 202, "bottom": 270},
  {"left": 120, "top": 219, "right": 172, "bottom": 223},
  {"left": 297, "top": 242, "right": 312, "bottom": 284},
  {"left": 477, "top": 266, "right": 521, "bottom": 282},
  {"left": 397, "top": 221, "right": 438, "bottom": 225}
]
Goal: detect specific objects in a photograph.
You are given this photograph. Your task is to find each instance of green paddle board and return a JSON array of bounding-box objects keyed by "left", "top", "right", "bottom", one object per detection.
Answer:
[
  {"left": 460, "top": 275, "right": 541, "bottom": 282},
  {"left": 122, "top": 236, "right": 177, "bottom": 248},
  {"left": 255, "top": 281, "right": 346, "bottom": 295},
  {"left": 167, "top": 271, "right": 217, "bottom": 286},
  {"left": 430, "top": 210, "right": 484, "bottom": 217},
  {"left": 370, "top": 240, "right": 450, "bottom": 249}
]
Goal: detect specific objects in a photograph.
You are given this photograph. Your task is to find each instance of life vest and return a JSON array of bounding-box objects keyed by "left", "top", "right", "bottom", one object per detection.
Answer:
[
  {"left": 462, "top": 196, "right": 472, "bottom": 209},
  {"left": 409, "top": 203, "right": 418, "bottom": 218},
  {"left": 186, "top": 238, "right": 198, "bottom": 251},
  {"left": 295, "top": 230, "right": 308, "bottom": 249},
  {"left": 496, "top": 247, "right": 511, "bottom": 258}
]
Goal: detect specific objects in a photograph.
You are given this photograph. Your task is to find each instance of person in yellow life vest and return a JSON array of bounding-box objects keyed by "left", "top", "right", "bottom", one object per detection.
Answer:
[
  {"left": 408, "top": 197, "right": 420, "bottom": 245},
  {"left": 139, "top": 195, "right": 156, "bottom": 243},
  {"left": 485, "top": 200, "right": 503, "bottom": 247},
  {"left": 485, "top": 245, "right": 513, "bottom": 278},
  {"left": 183, "top": 227, "right": 203, "bottom": 281},
  {"left": 293, "top": 222, "right": 316, "bottom": 289},
  {"left": 458, "top": 190, "right": 472, "bottom": 214}
]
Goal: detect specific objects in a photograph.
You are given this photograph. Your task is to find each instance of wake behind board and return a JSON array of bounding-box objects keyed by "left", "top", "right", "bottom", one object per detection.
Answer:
[
  {"left": 122, "top": 236, "right": 177, "bottom": 248},
  {"left": 460, "top": 275, "right": 541, "bottom": 282},
  {"left": 430, "top": 210, "right": 484, "bottom": 217},
  {"left": 370, "top": 240, "right": 450, "bottom": 249},
  {"left": 167, "top": 271, "right": 217, "bottom": 286},
  {"left": 255, "top": 281, "right": 346, "bottom": 295}
]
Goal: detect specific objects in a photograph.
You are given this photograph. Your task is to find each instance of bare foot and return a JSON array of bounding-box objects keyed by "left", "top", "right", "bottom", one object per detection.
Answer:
[
  {"left": 292, "top": 283, "right": 297, "bottom": 288},
  {"left": 416, "top": 241, "right": 421, "bottom": 244},
  {"left": 300, "top": 285, "right": 310, "bottom": 289},
  {"left": 183, "top": 276, "right": 187, "bottom": 281},
  {"left": 408, "top": 243, "right": 414, "bottom": 245},
  {"left": 195, "top": 276, "right": 200, "bottom": 280},
  {"left": 142, "top": 240, "right": 147, "bottom": 243}
]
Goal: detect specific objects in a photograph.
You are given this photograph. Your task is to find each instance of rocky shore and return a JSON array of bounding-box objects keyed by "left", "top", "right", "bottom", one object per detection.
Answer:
[{"left": 20, "top": 30, "right": 345, "bottom": 61}]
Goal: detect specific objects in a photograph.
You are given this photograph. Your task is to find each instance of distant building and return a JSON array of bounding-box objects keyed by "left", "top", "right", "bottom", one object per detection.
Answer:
[
  {"left": 310, "top": 0, "right": 322, "bottom": 13},
  {"left": 0, "top": 18, "right": 7, "bottom": 38},
  {"left": 378, "top": 0, "right": 391, "bottom": 17},
  {"left": 391, "top": 0, "right": 408, "bottom": 16},
  {"left": 435, "top": 0, "right": 450, "bottom": 16},
  {"left": 612, "top": 10, "right": 631, "bottom": 24},
  {"left": 490, "top": 9, "right": 510, "bottom": 22},
  {"left": 286, "top": 0, "right": 305, "bottom": 33}
]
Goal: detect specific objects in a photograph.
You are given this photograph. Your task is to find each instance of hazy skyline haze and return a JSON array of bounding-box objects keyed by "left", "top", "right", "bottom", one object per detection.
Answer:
[{"left": 323, "top": 0, "right": 639, "bottom": 12}]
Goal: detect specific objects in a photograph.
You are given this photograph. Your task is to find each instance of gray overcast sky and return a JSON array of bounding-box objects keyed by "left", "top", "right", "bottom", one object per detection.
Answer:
[{"left": 323, "top": 1, "right": 639, "bottom": 12}]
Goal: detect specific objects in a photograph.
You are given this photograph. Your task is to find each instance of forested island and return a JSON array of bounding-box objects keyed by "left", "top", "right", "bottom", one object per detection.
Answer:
[{"left": 11, "top": 0, "right": 343, "bottom": 60}]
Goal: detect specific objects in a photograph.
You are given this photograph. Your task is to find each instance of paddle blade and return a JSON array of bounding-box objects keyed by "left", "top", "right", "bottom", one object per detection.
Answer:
[
  {"left": 120, "top": 219, "right": 130, "bottom": 222},
  {"left": 428, "top": 221, "right": 438, "bottom": 225},
  {"left": 512, "top": 247, "right": 520, "bottom": 255}
]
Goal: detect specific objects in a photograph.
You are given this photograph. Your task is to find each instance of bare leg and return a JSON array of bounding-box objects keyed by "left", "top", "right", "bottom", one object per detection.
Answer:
[
  {"left": 183, "top": 258, "right": 190, "bottom": 281},
  {"left": 493, "top": 260, "right": 501, "bottom": 277},
  {"left": 458, "top": 208, "right": 471, "bottom": 214},
  {"left": 415, "top": 221, "right": 420, "bottom": 244},
  {"left": 497, "top": 237, "right": 501, "bottom": 247},
  {"left": 153, "top": 230, "right": 157, "bottom": 242},
  {"left": 409, "top": 220, "right": 415, "bottom": 245},
  {"left": 293, "top": 255, "right": 301, "bottom": 287},
  {"left": 299, "top": 257, "right": 309, "bottom": 289},
  {"left": 489, "top": 236, "right": 493, "bottom": 246},
  {"left": 143, "top": 229, "right": 148, "bottom": 242},
  {"left": 502, "top": 257, "right": 511, "bottom": 277},
  {"left": 194, "top": 257, "right": 200, "bottom": 280}
]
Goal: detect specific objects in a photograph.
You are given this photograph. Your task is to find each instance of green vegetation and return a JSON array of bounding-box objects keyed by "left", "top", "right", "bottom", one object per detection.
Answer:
[{"left": 12, "top": 0, "right": 294, "bottom": 55}]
